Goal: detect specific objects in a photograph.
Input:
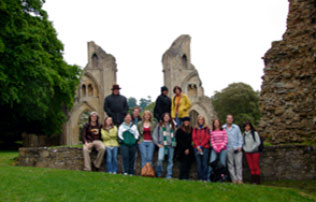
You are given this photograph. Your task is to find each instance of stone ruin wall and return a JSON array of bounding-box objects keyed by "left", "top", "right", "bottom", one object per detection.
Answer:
[
  {"left": 259, "top": 0, "right": 316, "bottom": 144},
  {"left": 162, "top": 35, "right": 217, "bottom": 127},
  {"left": 18, "top": 145, "right": 316, "bottom": 180}
]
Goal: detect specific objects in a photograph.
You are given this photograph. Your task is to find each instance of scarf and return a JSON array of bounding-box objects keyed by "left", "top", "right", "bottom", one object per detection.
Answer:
[{"left": 162, "top": 124, "right": 176, "bottom": 154}]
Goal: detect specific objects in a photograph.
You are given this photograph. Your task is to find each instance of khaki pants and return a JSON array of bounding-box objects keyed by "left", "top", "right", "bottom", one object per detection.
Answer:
[
  {"left": 83, "top": 140, "right": 105, "bottom": 171},
  {"left": 227, "top": 149, "right": 243, "bottom": 182}
]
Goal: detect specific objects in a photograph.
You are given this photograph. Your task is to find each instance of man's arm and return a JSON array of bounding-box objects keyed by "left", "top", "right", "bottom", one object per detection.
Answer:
[
  {"left": 153, "top": 96, "right": 161, "bottom": 120},
  {"left": 104, "top": 97, "right": 112, "bottom": 116}
]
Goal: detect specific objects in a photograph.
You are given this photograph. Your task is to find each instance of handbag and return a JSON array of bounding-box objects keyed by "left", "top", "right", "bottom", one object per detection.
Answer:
[{"left": 141, "top": 162, "right": 155, "bottom": 177}]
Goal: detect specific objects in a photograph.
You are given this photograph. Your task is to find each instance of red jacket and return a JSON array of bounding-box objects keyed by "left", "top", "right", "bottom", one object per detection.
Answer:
[{"left": 192, "top": 127, "right": 211, "bottom": 149}]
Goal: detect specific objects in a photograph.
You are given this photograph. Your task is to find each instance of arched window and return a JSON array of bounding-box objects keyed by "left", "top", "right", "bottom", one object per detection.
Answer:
[
  {"left": 188, "top": 83, "right": 198, "bottom": 97},
  {"left": 189, "top": 110, "right": 199, "bottom": 127},
  {"left": 92, "top": 53, "right": 98, "bottom": 68},
  {"left": 88, "top": 84, "right": 93, "bottom": 96},
  {"left": 82, "top": 84, "right": 86, "bottom": 97},
  {"left": 182, "top": 54, "right": 187, "bottom": 67}
]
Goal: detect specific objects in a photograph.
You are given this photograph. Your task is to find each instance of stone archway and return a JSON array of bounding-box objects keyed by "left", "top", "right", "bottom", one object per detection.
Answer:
[{"left": 189, "top": 110, "right": 199, "bottom": 127}]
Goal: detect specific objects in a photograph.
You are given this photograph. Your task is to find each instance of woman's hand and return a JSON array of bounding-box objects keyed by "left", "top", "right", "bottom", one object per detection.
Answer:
[
  {"left": 158, "top": 144, "right": 164, "bottom": 148},
  {"left": 185, "top": 149, "right": 189, "bottom": 155}
]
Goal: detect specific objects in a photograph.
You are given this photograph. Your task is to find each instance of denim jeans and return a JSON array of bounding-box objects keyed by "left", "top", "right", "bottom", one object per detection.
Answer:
[
  {"left": 105, "top": 146, "right": 118, "bottom": 173},
  {"left": 194, "top": 148, "right": 209, "bottom": 181},
  {"left": 120, "top": 145, "right": 137, "bottom": 175},
  {"left": 138, "top": 141, "right": 155, "bottom": 168},
  {"left": 207, "top": 149, "right": 227, "bottom": 181},
  {"left": 155, "top": 146, "right": 174, "bottom": 178}
]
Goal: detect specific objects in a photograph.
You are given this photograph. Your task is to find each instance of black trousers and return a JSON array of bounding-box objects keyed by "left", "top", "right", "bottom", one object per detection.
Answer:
[
  {"left": 120, "top": 145, "right": 136, "bottom": 174},
  {"left": 179, "top": 155, "right": 191, "bottom": 180}
]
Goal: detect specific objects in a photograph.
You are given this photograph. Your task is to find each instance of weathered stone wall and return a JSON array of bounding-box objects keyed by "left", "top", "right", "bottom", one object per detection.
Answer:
[
  {"left": 259, "top": 0, "right": 316, "bottom": 144},
  {"left": 18, "top": 145, "right": 316, "bottom": 181},
  {"left": 62, "top": 42, "right": 117, "bottom": 145},
  {"left": 162, "top": 35, "right": 217, "bottom": 127}
]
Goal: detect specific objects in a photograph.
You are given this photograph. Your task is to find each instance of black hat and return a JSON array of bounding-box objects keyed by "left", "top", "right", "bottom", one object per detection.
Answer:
[
  {"left": 111, "top": 84, "right": 121, "bottom": 90},
  {"left": 182, "top": 117, "right": 190, "bottom": 122},
  {"left": 161, "top": 86, "right": 168, "bottom": 92}
]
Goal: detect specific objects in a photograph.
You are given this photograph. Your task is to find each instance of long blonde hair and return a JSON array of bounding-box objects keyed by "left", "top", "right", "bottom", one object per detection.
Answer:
[
  {"left": 142, "top": 110, "right": 153, "bottom": 122},
  {"left": 195, "top": 115, "right": 208, "bottom": 129}
]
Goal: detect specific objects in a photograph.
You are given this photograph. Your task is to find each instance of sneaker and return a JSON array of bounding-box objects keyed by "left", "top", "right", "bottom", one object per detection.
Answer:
[
  {"left": 129, "top": 174, "right": 133, "bottom": 176},
  {"left": 113, "top": 172, "right": 117, "bottom": 174},
  {"left": 124, "top": 173, "right": 128, "bottom": 175}
]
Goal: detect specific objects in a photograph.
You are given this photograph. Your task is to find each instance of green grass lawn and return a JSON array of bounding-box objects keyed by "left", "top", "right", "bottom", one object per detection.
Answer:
[{"left": 0, "top": 151, "right": 315, "bottom": 202}]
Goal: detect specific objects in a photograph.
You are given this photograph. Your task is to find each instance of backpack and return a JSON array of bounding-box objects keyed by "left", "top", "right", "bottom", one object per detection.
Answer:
[
  {"left": 122, "top": 124, "right": 137, "bottom": 146},
  {"left": 255, "top": 132, "right": 264, "bottom": 152}
]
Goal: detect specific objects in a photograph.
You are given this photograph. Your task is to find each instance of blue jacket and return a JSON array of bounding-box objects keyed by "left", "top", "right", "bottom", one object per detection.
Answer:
[{"left": 223, "top": 124, "right": 243, "bottom": 151}]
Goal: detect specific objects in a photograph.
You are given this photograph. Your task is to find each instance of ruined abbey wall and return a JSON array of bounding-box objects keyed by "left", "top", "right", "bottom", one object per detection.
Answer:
[{"left": 259, "top": 0, "right": 316, "bottom": 144}]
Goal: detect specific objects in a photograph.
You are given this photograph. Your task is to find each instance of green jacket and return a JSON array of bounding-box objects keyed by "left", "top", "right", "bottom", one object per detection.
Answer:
[
  {"left": 137, "top": 120, "right": 157, "bottom": 143},
  {"left": 101, "top": 126, "right": 119, "bottom": 147}
]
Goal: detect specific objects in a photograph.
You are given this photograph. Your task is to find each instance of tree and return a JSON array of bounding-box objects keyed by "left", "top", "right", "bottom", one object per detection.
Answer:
[
  {"left": 0, "top": 0, "right": 81, "bottom": 143},
  {"left": 128, "top": 97, "right": 137, "bottom": 108},
  {"left": 139, "top": 96, "right": 152, "bottom": 110},
  {"left": 144, "top": 102, "right": 155, "bottom": 114},
  {"left": 211, "top": 83, "right": 260, "bottom": 129}
]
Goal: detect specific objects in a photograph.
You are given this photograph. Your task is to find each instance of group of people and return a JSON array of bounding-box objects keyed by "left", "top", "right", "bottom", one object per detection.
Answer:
[{"left": 81, "top": 84, "right": 262, "bottom": 184}]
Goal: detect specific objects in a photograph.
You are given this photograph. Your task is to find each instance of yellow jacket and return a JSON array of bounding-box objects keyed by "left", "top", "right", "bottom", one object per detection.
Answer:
[
  {"left": 101, "top": 126, "right": 119, "bottom": 147},
  {"left": 171, "top": 93, "right": 192, "bottom": 118}
]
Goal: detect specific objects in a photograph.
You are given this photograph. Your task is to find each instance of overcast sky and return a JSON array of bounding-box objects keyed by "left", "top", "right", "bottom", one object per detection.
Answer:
[{"left": 43, "top": 0, "right": 289, "bottom": 102}]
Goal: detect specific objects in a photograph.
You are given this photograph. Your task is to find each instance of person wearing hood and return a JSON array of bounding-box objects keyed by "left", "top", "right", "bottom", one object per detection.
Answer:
[
  {"left": 154, "top": 86, "right": 171, "bottom": 121},
  {"left": 104, "top": 84, "right": 129, "bottom": 126},
  {"left": 82, "top": 112, "right": 105, "bottom": 171}
]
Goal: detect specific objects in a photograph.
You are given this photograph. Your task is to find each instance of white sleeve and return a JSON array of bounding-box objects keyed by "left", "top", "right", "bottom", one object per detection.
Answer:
[
  {"left": 118, "top": 125, "right": 124, "bottom": 140},
  {"left": 132, "top": 125, "right": 139, "bottom": 139}
]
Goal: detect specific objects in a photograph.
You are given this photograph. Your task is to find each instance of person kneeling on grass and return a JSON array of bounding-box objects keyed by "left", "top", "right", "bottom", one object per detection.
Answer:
[
  {"left": 152, "top": 112, "right": 176, "bottom": 179},
  {"left": 101, "top": 117, "right": 119, "bottom": 174},
  {"left": 82, "top": 112, "right": 105, "bottom": 172},
  {"left": 243, "top": 122, "right": 262, "bottom": 184},
  {"left": 118, "top": 113, "right": 139, "bottom": 176}
]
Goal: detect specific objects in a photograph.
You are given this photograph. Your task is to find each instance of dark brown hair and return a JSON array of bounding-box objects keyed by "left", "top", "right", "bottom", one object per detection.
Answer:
[
  {"left": 159, "top": 112, "right": 175, "bottom": 130},
  {"left": 181, "top": 121, "right": 192, "bottom": 134},
  {"left": 173, "top": 86, "right": 182, "bottom": 94},
  {"left": 212, "top": 119, "right": 223, "bottom": 131}
]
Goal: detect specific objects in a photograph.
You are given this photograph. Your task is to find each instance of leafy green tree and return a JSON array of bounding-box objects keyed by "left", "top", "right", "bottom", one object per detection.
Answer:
[
  {"left": 0, "top": 0, "right": 81, "bottom": 143},
  {"left": 211, "top": 83, "right": 260, "bottom": 129},
  {"left": 139, "top": 96, "right": 152, "bottom": 110},
  {"left": 128, "top": 97, "right": 137, "bottom": 108},
  {"left": 144, "top": 102, "right": 155, "bottom": 114}
]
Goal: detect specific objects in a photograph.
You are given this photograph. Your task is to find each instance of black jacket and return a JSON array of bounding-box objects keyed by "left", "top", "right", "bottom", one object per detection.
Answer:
[
  {"left": 104, "top": 94, "right": 129, "bottom": 126},
  {"left": 153, "top": 94, "right": 171, "bottom": 121},
  {"left": 176, "top": 128, "right": 194, "bottom": 160}
]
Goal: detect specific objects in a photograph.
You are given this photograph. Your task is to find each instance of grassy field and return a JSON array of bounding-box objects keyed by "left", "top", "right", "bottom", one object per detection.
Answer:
[{"left": 0, "top": 151, "right": 315, "bottom": 202}]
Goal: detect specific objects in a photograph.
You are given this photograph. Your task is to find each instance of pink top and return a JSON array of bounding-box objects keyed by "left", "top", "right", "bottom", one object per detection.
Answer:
[{"left": 210, "top": 129, "right": 228, "bottom": 153}]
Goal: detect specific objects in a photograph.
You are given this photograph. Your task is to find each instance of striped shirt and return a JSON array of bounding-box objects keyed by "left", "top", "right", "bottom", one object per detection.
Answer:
[{"left": 210, "top": 129, "right": 228, "bottom": 153}]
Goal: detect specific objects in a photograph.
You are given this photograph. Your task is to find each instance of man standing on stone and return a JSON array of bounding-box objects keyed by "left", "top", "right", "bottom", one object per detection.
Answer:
[
  {"left": 154, "top": 86, "right": 171, "bottom": 121},
  {"left": 223, "top": 114, "right": 243, "bottom": 184},
  {"left": 104, "top": 84, "right": 129, "bottom": 126}
]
